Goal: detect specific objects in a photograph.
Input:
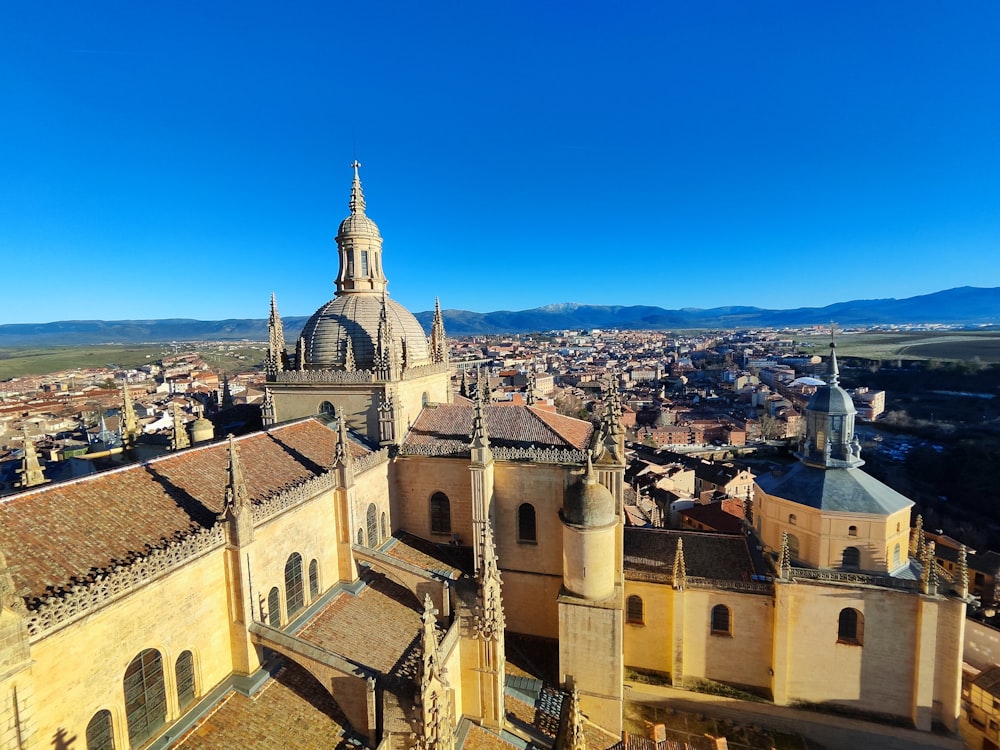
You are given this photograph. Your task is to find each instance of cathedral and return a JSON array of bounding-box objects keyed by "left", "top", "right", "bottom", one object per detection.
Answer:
[{"left": 0, "top": 165, "right": 970, "bottom": 749}]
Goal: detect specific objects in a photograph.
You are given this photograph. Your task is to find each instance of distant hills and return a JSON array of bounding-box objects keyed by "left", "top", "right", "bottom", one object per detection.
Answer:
[{"left": 0, "top": 286, "right": 997, "bottom": 346}]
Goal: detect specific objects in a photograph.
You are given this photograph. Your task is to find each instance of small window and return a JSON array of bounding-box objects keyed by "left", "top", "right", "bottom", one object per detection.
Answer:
[
  {"left": 837, "top": 607, "right": 864, "bottom": 645},
  {"left": 86, "top": 710, "right": 115, "bottom": 750},
  {"left": 176, "top": 650, "right": 196, "bottom": 711},
  {"left": 267, "top": 587, "right": 281, "bottom": 627},
  {"left": 381, "top": 512, "right": 388, "bottom": 540},
  {"left": 309, "top": 559, "right": 319, "bottom": 599},
  {"left": 366, "top": 503, "right": 378, "bottom": 547},
  {"left": 319, "top": 401, "right": 336, "bottom": 416},
  {"left": 517, "top": 503, "right": 537, "bottom": 543},
  {"left": 788, "top": 513, "right": 797, "bottom": 525},
  {"left": 285, "top": 552, "right": 304, "bottom": 618},
  {"left": 893, "top": 544, "right": 901, "bottom": 568},
  {"left": 842, "top": 546, "right": 861, "bottom": 569},
  {"left": 896, "top": 522, "right": 901, "bottom": 533},
  {"left": 626, "top": 595, "right": 644, "bottom": 625},
  {"left": 848, "top": 525, "right": 858, "bottom": 537},
  {"left": 710, "top": 604, "right": 732, "bottom": 636},
  {"left": 123, "top": 649, "right": 167, "bottom": 747},
  {"left": 430, "top": 492, "right": 451, "bottom": 535},
  {"left": 357, "top": 528, "right": 364, "bottom": 545}
]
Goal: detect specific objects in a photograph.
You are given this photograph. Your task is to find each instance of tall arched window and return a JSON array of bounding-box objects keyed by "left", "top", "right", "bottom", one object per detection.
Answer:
[
  {"left": 893, "top": 543, "right": 901, "bottom": 568},
  {"left": 267, "top": 587, "right": 281, "bottom": 627},
  {"left": 123, "top": 649, "right": 167, "bottom": 747},
  {"left": 381, "top": 512, "right": 388, "bottom": 540},
  {"left": 357, "top": 528, "right": 364, "bottom": 545},
  {"left": 517, "top": 503, "right": 537, "bottom": 543},
  {"left": 176, "top": 650, "right": 196, "bottom": 711},
  {"left": 430, "top": 492, "right": 451, "bottom": 535},
  {"left": 309, "top": 559, "right": 319, "bottom": 599},
  {"left": 366, "top": 503, "right": 378, "bottom": 547},
  {"left": 786, "top": 533, "right": 800, "bottom": 561},
  {"left": 626, "top": 595, "right": 644, "bottom": 625},
  {"left": 285, "top": 552, "right": 304, "bottom": 618},
  {"left": 710, "top": 604, "right": 732, "bottom": 636},
  {"left": 838, "top": 607, "right": 864, "bottom": 645},
  {"left": 842, "top": 546, "right": 861, "bottom": 569},
  {"left": 86, "top": 710, "right": 115, "bottom": 750}
]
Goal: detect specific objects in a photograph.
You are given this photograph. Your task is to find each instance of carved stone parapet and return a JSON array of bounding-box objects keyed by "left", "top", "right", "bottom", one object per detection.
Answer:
[
  {"left": 25, "top": 525, "right": 226, "bottom": 640},
  {"left": 354, "top": 447, "right": 389, "bottom": 475},
  {"left": 491, "top": 446, "right": 588, "bottom": 465},
  {"left": 272, "top": 369, "right": 376, "bottom": 384},
  {"left": 251, "top": 469, "right": 340, "bottom": 525}
]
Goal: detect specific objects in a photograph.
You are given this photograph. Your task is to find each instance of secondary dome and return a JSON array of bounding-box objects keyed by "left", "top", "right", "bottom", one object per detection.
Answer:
[
  {"left": 300, "top": 294, "right": 430, "bottom": 371},
  {"left": 563, "top": 455, "right": 616, "bottom": 528}
]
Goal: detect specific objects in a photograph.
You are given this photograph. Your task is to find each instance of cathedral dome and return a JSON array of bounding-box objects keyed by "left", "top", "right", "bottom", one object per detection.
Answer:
[
  {"left": 301, "top": 294, "right": 430, "bottom": 371},
  {"left": 807, "top": 383, "right": 856, "bottom": 415},
  {"left": 338, "top": 211, "right": 381, "bottom": 240},
  {"left": 563, "top": 455, "right": 616, "bottom": 528}
]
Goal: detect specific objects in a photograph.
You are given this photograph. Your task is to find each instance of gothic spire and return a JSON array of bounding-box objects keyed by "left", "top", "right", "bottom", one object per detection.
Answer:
[
  {"left": 334, "top": 416, "right": 354, "bottom": 474},
  {"left": 921, "top": 540, "right": 938, "bottom": 595},
  {"left": 296, "top": 336, "right": 306, "bottom": 372},
  {"left": 672, "top": 536, "right": 686, "bottom": 590},
  {"left": 335, "top": 161, "right": 388, "bottom": 295},
  {"left": 120, "top": 382, "right": 139, "bottom": 453},
  {"left": 475, "top": 518, "right": 506, "bottom": 641},
  {"left": 261, "top": 387, "right": 276, "bottom": 427},
  {"left": 525, "top": 370, "right": 537, "bottom": 406},
  {"left": 417, "top": 593, "right": 454, "bottom": 750},
  {"left": 431, "top": 297, "right": 448, "bottom": 364},
  {"left": 170, "top": 402, "right": 190, "bottom": 450},
  {"left": 222, "top": 434, "right": 250, "bottom": 516},
  {"left": 266, "top": 293, "right": 287, "bottom": 378},
  {"left": 15, "top": 427, "right": 48, "bottom": 489},
  {"left": 778, "top": 530, "right": 791, "bottom": 580},
  {"left": 470, "top": 383, "right": 491, "bottom": 454},
  {"left": 374, "top": 291, "right": 398, "bottom": 380},
  {"left": 560, "top": 687, "right": 587, "bottom": 750},
  {"left": 957, "top": 544, "right": 969, "bottom": 599}
]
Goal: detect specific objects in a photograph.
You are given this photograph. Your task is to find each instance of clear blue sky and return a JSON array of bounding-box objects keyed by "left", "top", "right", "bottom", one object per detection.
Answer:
[{"left": 2, "top": 2, "right": 999, "bottom": 325}]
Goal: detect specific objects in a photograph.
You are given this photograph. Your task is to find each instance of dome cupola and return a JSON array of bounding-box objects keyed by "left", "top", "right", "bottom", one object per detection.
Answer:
[{"left": 796, "top": 340, "right": 864, "bottom": 469}]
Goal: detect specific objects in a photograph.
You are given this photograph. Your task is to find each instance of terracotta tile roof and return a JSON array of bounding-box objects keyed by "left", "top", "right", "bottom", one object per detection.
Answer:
[
  {"left": 381, "top": 532, "right": 469, "bottom": 579},
  {"left": 624, "top": 528, "right": 756, "bottom": 583},
  {"left": 297, "top": 570, "right": 427, "bottom": 680},
  {"left": 402, "top": 404, "right": 593, "bottom": 456},
  {"left": 173, "top": 661, "right": 360, "bottom": 749},
  {"left": 460, "top": 723, "right": 519, "bottom": 749},
  {"left": 0, "top": 419, "right": 363, "bottom": 605}
]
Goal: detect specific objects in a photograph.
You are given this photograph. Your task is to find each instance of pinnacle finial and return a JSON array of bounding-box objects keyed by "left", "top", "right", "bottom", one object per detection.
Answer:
[
  {"left": 672, "top": 536, "right": 686, "bottom": 590},
  {"left": 348, "top": 160, "right": 366, "bottom": 214}
]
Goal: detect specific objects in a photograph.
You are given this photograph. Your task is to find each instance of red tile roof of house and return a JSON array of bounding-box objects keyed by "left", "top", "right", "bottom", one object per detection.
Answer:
[
  {"left": 0, "top": 418, "right": 366, "bottom": 605},
  {"left": 403, "top": 404, "right": 592, "bottom": 456}
]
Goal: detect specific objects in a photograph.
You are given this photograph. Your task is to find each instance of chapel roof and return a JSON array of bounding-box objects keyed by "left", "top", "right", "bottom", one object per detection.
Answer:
[
  {"left": 623, "top": 527, "right": 759, "bottom": 583},
  {"left": 0, "top": 418, "right": 369, "bottom": 605},
  {"left": 401, "top": 403, "right": 593, "bottom": 457},
  {"left": 755, "top": 462, "right": 912, "bottom": 515}
]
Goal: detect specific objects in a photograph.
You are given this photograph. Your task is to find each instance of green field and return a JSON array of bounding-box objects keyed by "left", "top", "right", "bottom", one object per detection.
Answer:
[
  {"left": 797, "top": 330, "right": 1000, "bottom": 363},
  {"left": 0, "top": 344, "right": 266, "bottom": 380}
]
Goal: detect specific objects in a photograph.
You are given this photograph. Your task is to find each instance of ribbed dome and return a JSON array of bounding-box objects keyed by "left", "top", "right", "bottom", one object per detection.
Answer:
[
  {"left": 300, "top": 294, "right": 430, "bottom": 371},
  {"left": 563, "top": 458, "right": 616, "bottom": 528},
  {"left": 338, "top": 212, "right": 381, "bottom": 239}
]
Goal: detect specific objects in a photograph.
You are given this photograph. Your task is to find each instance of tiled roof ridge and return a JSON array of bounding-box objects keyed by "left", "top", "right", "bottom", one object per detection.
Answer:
[{"left": 0, "top": 416, "right": 325, "bottom": 507}]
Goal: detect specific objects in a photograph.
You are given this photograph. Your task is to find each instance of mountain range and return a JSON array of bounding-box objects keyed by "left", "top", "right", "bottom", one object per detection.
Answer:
[{"left": 0, "top": 286, "right": 997, "bottom": 346}]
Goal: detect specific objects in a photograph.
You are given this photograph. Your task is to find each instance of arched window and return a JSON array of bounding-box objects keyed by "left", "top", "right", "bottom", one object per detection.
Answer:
[
  {"left": 86, "top": 710, "right": 115, "bottom": 750},
  {"left": 893, "top": 543, "right": 901, "bottom": 568},
  {"left": 626, "top": 595, "right": 644, "bottom": 624},
  {"left": 788, "top": 513, "right": 797, "bottom": 525},
  {"left": 842, "top": 546, "right": 861, "bottom": 569},
  {"left": 517, "top": 503, "right": 537, "bottom": 543},
  {"left": 285, "top": 553, "right": 304, "bottom": 618},
  {"left": 786, "top": 533, "right": 800, "bottom": 561},
  {"left": 357, "top": 528, "right": 364, "bottom": 545},
  {"left": 267, "top": 587, "right": 281, "bottom": 627},
  {"left": 848, "top": 525, "right": 858, "bottom": 537},
  {"left": 710, "top": 604, "right": 732, "bottom": 636},
  {"left": 309, "top": 559, "right": 319, "bottom": 599},
  {"left": 176, "top": 650, "right": 196, "bottom": 711},
  {"left": 422, "top": 391, "right": 429, "bottom": 406},
  {"left": 430, "top": 492, "right": 451, "bottom": 535},
  {"left": 366, "top": 503, "right": 378, "bottom": 547},
  {"left": 319, "top": 401, "right": 336, "bottom": 416},
  {"left": 123, "top": 649, "right": 167, "bottom": 747},
  {"left": 381, "top": 512, "right": 388, "bottom": 540},
  {"left": 838, "top": 607, "right": 864, "bottom": 645}
]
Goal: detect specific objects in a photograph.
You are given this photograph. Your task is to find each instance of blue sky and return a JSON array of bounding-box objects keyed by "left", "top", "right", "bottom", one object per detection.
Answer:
[{"left": 2, "top": 2, "right": 999, "bottom": 325}]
